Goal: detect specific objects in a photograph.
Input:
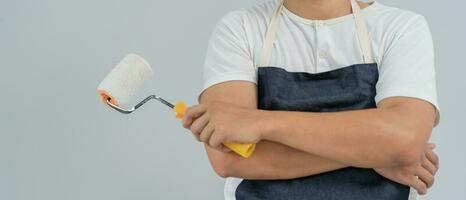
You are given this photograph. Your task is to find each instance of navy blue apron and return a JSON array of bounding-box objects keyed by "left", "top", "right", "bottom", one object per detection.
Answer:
[{"left": 234, "top": 0, "right": 410, "bottom": 199}]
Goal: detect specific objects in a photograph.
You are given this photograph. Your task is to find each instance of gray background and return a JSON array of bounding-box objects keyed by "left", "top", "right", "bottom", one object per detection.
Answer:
[{"left": 0, "top": 0, "right": 463, "bottom": 199}]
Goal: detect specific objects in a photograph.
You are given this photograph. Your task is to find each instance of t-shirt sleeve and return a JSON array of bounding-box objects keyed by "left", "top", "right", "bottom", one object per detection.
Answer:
[
  {"left": 201, "top": 11, "right": 256, "bottom": 95},
  {"left": 375, "top": 15, "right": 440, "bottom": 124}
]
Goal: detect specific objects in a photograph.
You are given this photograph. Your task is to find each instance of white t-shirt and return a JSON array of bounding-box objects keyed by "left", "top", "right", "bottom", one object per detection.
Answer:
[{"left": 201, "top": 0, "right": 439, "bottom": 199}]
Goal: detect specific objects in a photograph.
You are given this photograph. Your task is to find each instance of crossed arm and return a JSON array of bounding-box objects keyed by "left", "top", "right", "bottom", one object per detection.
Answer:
[
  {"left": 184, "top": 80, "right": 438, "bottom": 194},
  {"left": 195, "top": 81, "right": 345, "bottom": 180}
]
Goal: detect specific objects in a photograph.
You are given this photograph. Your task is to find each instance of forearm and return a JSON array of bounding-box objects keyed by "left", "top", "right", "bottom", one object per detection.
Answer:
[
  {"left": 192, "top": 82, "right": 434, "bottom": 178},
  {"left": 205, "top": 141, "right": 346, "bottom": 180},
  {"left": 261, "top": 100, "right": 435, "bottom": 168}
]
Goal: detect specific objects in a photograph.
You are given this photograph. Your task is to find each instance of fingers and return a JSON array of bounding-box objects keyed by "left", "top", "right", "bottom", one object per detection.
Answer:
[
  {"left": 199, "top": 123, "right": 215, "bottom": 143},
  {"left": 199, "top": 123, "right": 231, "bottom": 153},
  {"left": 426, "top": 148, "right": 439, "bottom": 171},
  {"left": 421, "top": 154, "right": 437, "bottom": 175},
  {"left": 409, "top": 175, "right": 428, "bottom": 195},
  {"left": 189, "top": 113, "right": 210, "bottom": 142},
  {"left": 182, "top": 104, "right": 207, "bottom": 128},
  {"left": 219, "top": 145, "right": 232, "bottom": 153},
  {"left": 415, "top": 165, "right": 435, "bottom": 189},
  {"left": 427, "top": 143, "right": 436, "bottom": 150},
  {"left": 208, "top": 129, "right": 224, "bottom": 151}
]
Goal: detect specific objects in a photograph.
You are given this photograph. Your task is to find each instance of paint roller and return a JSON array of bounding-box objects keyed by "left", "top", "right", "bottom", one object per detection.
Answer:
[{"left": 96, "top": 54, "right": 256, "bottom": 158}]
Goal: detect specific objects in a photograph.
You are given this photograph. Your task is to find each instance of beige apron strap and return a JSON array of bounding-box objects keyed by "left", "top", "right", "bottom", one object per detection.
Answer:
[
  {"left": 259, "top": 0, "right": 375, "bottom": 67},
  {"left": 258, "top": 0, "right": 284, "bottom": 67},
  {"left": 351, "top": 0, "right": 375, "bottom": 63}
]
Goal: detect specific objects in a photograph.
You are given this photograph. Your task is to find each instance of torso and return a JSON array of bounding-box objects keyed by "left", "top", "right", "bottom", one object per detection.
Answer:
[{"left": 223, "top": 0, "right": 424, "bottom": 199}]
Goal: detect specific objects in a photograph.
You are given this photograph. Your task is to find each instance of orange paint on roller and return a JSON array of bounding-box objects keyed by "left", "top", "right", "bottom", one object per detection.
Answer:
[
  {"left": 97, "top": 90, "right": 119, "bottom": 106},
  {"left": 97, "top": 54, "right": 256, "bottom": 158},
  {"left": 96, "top": 54, "right": 153, "bottom": 107}
]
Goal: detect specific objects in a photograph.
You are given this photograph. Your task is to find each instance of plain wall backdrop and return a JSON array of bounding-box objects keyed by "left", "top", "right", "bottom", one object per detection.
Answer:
[{"left": 0, "top": 0, "right": 464, "bottom": 199}]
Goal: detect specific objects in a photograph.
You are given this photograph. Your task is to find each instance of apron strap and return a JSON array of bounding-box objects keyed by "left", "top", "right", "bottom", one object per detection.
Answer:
[
  {"left": 258, "top": 0, "right": 375, "bottom": 67},
  {"left": 351, "top": 0, "right": 375, "bottom": 63},
  {"left": 258, "top": 0, "right": 284, "bottom": 67}
]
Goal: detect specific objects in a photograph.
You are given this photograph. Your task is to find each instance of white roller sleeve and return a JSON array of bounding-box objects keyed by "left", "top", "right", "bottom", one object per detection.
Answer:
[{"left": 97, "top": 54, "right": 153, "bottom": 106}]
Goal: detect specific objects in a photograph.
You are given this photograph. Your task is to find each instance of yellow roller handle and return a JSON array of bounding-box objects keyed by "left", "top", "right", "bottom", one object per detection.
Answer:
[{"left": 173, "top": 101, "right": 256, "bottom": 158}]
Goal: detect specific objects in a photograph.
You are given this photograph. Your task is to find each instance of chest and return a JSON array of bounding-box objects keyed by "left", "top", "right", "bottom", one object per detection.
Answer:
[
  {"left": 251, "top": 16, "right": 378, "bottom": 73},
  {"left": 257, "top": 64, "right": 379, "bottom": 112}
]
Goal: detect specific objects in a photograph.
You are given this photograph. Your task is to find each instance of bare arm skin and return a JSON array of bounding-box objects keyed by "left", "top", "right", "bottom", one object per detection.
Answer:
[
  {"left": 261, "top": 97, "right": 437, "bottom": 168},
  {"left": 205, "top": 141, "right": 345, "bottom": 180},
  {"left": 186, "top": 95, "right": 436, "bottom": 168},
  {"left": 197, "top": 81, "right": 346, "bottom": 179},
  {"left": 185, "top": 81, "right": 439, "bottom": 194}
]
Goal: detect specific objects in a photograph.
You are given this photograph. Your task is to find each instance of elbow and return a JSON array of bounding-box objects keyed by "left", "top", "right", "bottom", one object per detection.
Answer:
[
  {"left": 208, "top": 152, "right": 235, "bottom": 178},
  {"left": 212, "top": 158, "right": 231, "bottom": 178}
]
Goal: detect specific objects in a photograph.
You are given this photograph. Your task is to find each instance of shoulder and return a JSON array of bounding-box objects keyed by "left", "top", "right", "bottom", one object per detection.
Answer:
[
  {"left": 367, "top": 2, "right": 431, "bottom": 36},
  {"left": 366, "top": 2, "right": 433, "bottom": 63},
  {"left": 214, "top": 0, "right": 279, "bottom": 33}
]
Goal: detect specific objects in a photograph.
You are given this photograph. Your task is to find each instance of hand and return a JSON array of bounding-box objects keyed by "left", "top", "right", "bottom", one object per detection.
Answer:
[
  {"left": 182, "top": 101, "right": 266, "bottom": 151},
  {"left": 375, "top": 143, "right": 439, "bottom": 195}
]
